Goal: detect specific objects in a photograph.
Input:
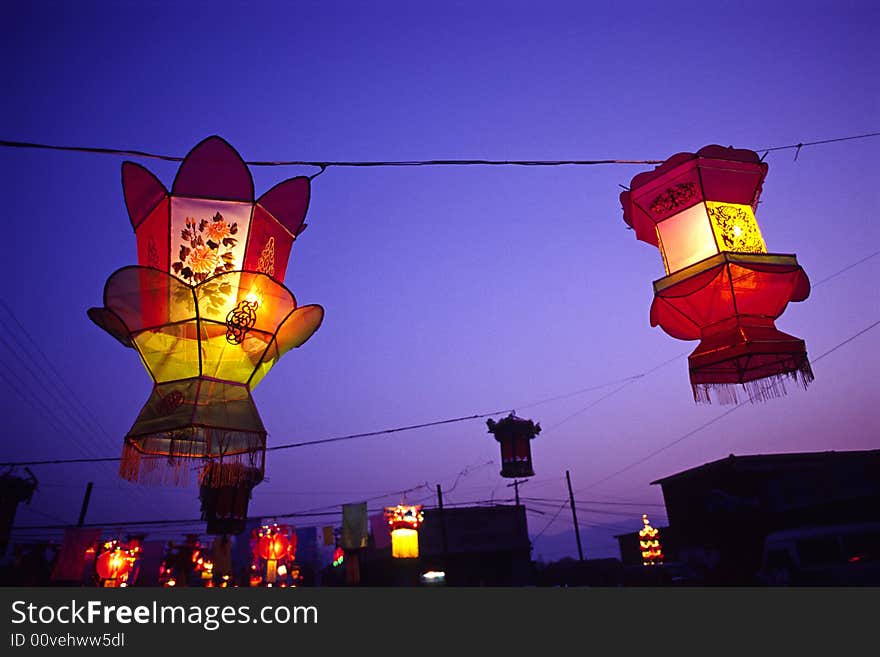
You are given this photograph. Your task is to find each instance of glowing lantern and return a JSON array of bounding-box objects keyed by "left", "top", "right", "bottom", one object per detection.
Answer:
[
  {"left": 486, "top": 413, "right": 541, "bottom": 478},
  {"left": 252, "top": 522, "right": 296, "bottom": 584},
  {"left": 638, "top": 514, "right": 664, "bottom": 566},
  {"left": 621, "top": 145, "right": 812, "bottom": 404},
  {"left": 332, "top": 546, "right": 345, "bottom": 567},
  {"left": 88, "top": 136, "right": 324, "bottom": 486},
  {"left": 95, "top": 539, "right": 139, "bottom": 587},
  {"left": 384, "top": 504, "right": 424, "bottom": 559},
  {"left": 199, "top": 462, "right": 262, "bottom": 535}
]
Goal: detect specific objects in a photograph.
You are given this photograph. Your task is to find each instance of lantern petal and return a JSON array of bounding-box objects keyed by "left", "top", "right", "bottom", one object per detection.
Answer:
[
  {"left": 171, "top": 135, "right": 254, "bottom": 202},
  {"left": 122, "top": 162, "right": 168, "bottom": 230},
  {"left": 87, "top": 306, "right": 134, "bottom": 348},
  {"left": 276, "top": 304, "right": 324, "bottom": 357},
  {"left": 256, "top": 176, "right": 310, "bottom": 236}
]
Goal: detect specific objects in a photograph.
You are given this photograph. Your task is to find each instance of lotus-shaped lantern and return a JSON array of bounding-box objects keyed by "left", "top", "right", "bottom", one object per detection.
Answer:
[{"left": 89, "top": 137, "right": 323, "bottom": 486}]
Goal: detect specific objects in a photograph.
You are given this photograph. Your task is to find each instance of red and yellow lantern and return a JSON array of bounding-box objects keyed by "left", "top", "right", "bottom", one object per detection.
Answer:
[
  {"left": 384, "top": 504, "right": 424, "bottom": 559},
  {"left": 638, "top": 514, "right": 664, "bottom": 566},
  {"left": 88, "top": 136, "right": 324, "bottom": 486},
  {"left": 252, "top": 522, "right": 296, "bottom": 585},
  {"left": 621, "top": 145, "right": 812, "bottom": 404}
]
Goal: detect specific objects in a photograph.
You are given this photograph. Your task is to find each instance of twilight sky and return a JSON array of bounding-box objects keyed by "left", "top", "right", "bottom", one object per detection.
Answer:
[{"left": 2, "top": 0, "right": 878, "bottom": 561}]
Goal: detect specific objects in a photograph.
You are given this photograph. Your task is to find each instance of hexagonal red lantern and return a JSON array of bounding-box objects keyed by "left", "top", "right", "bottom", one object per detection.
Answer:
[
  {"left": 621, "top": 145, "right": 813, "bottom": 404},
  {"left": 486, "top": 413, "right": 541, "bottom": 478}
]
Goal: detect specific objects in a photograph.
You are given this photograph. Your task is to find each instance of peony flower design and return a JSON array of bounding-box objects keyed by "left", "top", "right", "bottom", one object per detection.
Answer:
[
  {"left": 121, "top": 135, "right": 312, "bottom": 286},
  {"left": 186, "top": 245, "right": 220, "bottom": 274},
  {"left": 205, "top": 216, "right": 232, "bottom": 242}
]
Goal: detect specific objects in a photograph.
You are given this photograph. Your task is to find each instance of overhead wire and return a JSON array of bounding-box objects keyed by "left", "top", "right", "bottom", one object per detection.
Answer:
[
  {"left": 2, "top": 135, "right": 877, "bottom": 543},
  {"left": 0, "top": 302, "right": 173, "bottom": 517},
  {"left": 0, "top": 131, "right": 877, "bottom": 171},
  {"left": 576, "top": 317, "right": 880, "bottom": 493}
]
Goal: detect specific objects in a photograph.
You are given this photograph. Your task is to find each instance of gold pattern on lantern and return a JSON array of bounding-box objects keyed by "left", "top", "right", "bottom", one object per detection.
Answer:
[
  {"left": 257, "top": 237, "right": 276, "bottom": 278},
  {"left": 707, "top": 202, "right": 767, "bottom": 254}
]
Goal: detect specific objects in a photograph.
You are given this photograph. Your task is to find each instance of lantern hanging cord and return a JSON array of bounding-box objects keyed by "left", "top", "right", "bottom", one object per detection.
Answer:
[{"left": 1, "top": 130, "right": 878, "bottom": 169}]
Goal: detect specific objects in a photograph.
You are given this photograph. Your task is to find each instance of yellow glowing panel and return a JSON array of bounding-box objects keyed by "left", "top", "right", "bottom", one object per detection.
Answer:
[
  {"left": 655, "top": 203, "right": 718, "bottom": 274},
  {"left": 391, "top": 528, "right": 419, "bottom": 558},
  {"left": 134, "top": 325, "right": 200, "bottom": 382},
  {"left": 707, "top": 202, "right": 767, "bottom": 254},
  {"left": 199, "top": 324, "right": 271, "bottom": 384}
]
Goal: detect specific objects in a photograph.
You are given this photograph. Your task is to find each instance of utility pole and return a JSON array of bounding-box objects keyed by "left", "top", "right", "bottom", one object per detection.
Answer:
[
  {"left": 565, "top": 470, "right": 584, "bottom": 561},
  {"left": 77, "top": 482, "right": 93, "bottom": 527},
  {"left": 505, "top": 478, "right": 529, "bottom": 506},
  {"left": 436, "top": 484, "right": 448, "bottom": 559}
]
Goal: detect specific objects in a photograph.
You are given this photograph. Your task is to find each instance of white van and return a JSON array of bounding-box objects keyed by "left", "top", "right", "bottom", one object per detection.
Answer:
[{"left": 758, "top": 521, "right": 880, "bottom": 586}]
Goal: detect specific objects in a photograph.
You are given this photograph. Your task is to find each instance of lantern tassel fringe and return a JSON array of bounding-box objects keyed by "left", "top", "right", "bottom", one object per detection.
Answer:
[
  {"left": 692, "top": 358, "right": 814, "bottom": 405},
  {"left": 119, "top": 438, "right": 265, "bottom": 487}
]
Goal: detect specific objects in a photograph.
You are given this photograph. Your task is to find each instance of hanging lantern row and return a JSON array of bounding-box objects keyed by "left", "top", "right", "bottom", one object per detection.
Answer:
[
  {"left": 638, "top": 514, "right": 664, "bottom": 566},
  {"left": 95, "top": 539, "right": 140, "bottom": 587},
  {"left": 486, "top": 413, "right": 541, "bottom": 478},
  {"left": 621, "top": 145, "right": 812, "bottom": 404},
  {"left": 251, "top": 522, "right": 297, "bottom": 586},
  {"left": 384, "top": 504, "right": 424, "bottom": 559},
  {"left": 89, "top": 136, "right": 324, "bottom": 488}
]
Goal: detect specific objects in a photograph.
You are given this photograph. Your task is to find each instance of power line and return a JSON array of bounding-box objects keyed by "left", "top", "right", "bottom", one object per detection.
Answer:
[
  {"left": 0, "top": 348, "right": 703, "bottom": 468},
  {"left": 1, "top": 246, "right": 877, "bottom": 486},
  {"left": 759, "top": 132, "right": 880, "bottom": 155},
  {"left": 1, "top": 131, "right": 877, "bottom": 169},
  {"left": 577, "top": 317, "right": 880, "bottom": 493}
]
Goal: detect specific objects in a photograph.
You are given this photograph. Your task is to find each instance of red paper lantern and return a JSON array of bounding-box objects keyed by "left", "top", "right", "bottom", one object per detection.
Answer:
[
  {"left": 621, "top": 145, "right": 813, "bottom": 404},
  {"left": 486, "top": 413, "right": 541, "bottom": 478},
  {"left": 251, "top": 522, "right": 296, "bottom": 585},
  {"left": 95, "top": 540, "right": 138, "bottom": 586}
]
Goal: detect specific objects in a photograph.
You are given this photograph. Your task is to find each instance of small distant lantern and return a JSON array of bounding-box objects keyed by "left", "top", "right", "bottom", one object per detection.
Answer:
[
  {"left": 384, "top": 504, "right": 424, "bottom": 559},
  {"left": 638, "top": 514, "right": 664, "bottom": 566},
  {"left": 88, "top": 136, "right": 324, "bottom": 487},
  {"left": 621, "top": 145, "right": 812, "bottom": 404},
  {"left": 252, "top": 522, "right": 296, "bottom": 584},
  {"left": 486, "top": 413, "right": 541, "bottom": 478},
  {"left": 199, "top": 462, "right": 262, "bottom": 535},
  {"left": 95, "top": 539, "right": 139, "bottom": 587},
  {"left": 332, "top": 546, "right": 345, "bottom": 567}
]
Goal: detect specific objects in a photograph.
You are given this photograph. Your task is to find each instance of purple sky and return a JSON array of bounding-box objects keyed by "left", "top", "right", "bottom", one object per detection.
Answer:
[{"left": 2, "top": 1, "right": 878, "bottom": 561}]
